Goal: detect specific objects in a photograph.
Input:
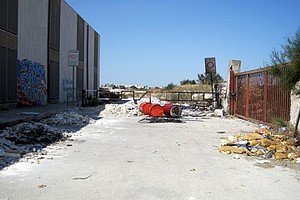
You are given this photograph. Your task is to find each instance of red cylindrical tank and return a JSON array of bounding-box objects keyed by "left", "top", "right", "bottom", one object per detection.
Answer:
[
  {"left": 163, "top": 104, "right": 182, "bottom": 117},
  {"left": 141, "top": 102, "right": 152, "bottom": 115},
  {"left": 139, "top": 102, "right": 148, "bottom": 112},
  {"left": 149, "top": 104, "right": 164, "bottom": 117},
  {"left": 163, "top": 104, "right": 173, "bottom": 115}
]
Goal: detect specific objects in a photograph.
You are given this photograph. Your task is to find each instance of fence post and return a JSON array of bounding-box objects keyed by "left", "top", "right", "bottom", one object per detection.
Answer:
[
  {"left": 229, "top": 70, "right": 236, "bottom": 115},
  {"left": 245, "top": 74, "right": 250, "bottom": 117},
  {"left": 263, "top": 71, "right": 268, "bottom": 122},
  {"left": 82, "top": 89, "right": 85, "bottom": 107}
]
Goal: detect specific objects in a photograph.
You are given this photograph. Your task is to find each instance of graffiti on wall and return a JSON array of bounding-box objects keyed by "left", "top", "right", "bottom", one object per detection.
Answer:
[
  {"left": 17, "top": 59, "right": 47, "bottom": 106},
  {"left": 62, "top": 78, "right": 74, "bottom": 99}
]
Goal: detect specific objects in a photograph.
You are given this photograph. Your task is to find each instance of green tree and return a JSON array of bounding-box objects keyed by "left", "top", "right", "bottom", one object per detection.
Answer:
[
  {"left": 270, "top": 28, "right": 300, "bottom": 136},
  {"left": 164, "top": 83, "right": 176, "bottom": 90},
  {"left": 180, "top": 79, "right": 197, "bottom": 85},
  {"left": 197, "top": 73, "right": 224, "bottom": 85},
  {"left": 130, "top": 85, "right": 138, "bottom": 90}
]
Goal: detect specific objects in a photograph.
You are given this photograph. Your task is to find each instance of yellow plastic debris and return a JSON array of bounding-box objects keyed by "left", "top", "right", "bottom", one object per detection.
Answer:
[
  {"left": 256, "top": 149, "right": 265, "bottom": 156},
  {"left": 219, "top": 128, "right": 300, "bottom": 162},
  {"left": 245, "top": 133, "right": 264, "bottom": 141},
  {"left": 267, "top": 145, "right": 277, "bottom": 151},
  {"left": 249, "top": 140, "right": 258, "bottom": 146},
  {"left": 219, "top": 146, "right": 246, "bottom": 154},
  {"left": 275, "top": 152, "right": 288, "bottom": 160}
]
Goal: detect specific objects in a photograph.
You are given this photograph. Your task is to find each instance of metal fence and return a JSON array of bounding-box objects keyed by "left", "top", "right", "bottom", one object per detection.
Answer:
[{"left": 231, "top": 67, "right": 291, "bottom": 124}]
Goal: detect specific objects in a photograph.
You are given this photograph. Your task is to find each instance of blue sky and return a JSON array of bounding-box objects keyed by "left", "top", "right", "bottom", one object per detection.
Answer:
[{"left": 65, "top": 0, "right": 300, "bottom": 87}]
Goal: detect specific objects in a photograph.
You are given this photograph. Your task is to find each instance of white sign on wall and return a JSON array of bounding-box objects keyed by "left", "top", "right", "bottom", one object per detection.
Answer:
[{"left": 68, "top": 50, "right": 79, "bottom": 66}]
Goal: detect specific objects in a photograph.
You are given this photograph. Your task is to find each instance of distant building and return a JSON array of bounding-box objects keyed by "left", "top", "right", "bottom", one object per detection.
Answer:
[{"left": 0, "top": 0, "right": 100, "bottom": 107}]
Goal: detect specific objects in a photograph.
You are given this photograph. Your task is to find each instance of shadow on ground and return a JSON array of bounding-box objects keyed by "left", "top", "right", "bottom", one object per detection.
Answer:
[{"left": 0, "top": 105, "right": 104, "bottom": 170}]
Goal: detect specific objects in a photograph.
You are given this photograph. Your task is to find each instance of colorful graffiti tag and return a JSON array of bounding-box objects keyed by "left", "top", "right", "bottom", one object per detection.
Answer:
[{"left": 17, "top": 59, "right": 47, "bottom": 106}]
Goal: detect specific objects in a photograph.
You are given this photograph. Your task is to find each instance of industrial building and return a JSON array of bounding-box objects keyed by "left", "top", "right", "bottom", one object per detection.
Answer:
[{"left": 0, "top": 0, "right": 100, "bottom": 108}]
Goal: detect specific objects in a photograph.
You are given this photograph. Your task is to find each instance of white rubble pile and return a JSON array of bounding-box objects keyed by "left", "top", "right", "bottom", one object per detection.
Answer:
[
  {"left": 42, "top": 110, "right": 96, "bottom": 125},
  {"left": 100, "top": 101, "right": 142, "bottom": 117},
  {"left": 0, "top": 122, "right": 70, "bottom": 169},
  {"left": 181, "top": 109, "right": 210, "bottom": 117},
  {"left": 181, "top": 105, "right": 223, "bottom": 117}
]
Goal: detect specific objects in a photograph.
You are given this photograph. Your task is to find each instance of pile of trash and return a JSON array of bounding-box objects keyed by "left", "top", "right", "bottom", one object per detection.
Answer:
[
  {"left": 181, "top": 104, "right": 223, "bottom": 117},
  {"left": 0, "top": 122, "right": 70, "bottom": 169},
  {"left": 42, "top": 110, "right": 96, "bottom": 126},
  {"left": 219, "top": 128, "right": 300, "bottom": 163},
  {"left": 100, "top": 101, "right": 142, "bottom": 117}
]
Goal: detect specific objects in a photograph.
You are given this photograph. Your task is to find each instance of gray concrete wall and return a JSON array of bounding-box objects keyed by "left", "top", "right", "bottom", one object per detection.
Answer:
[
  {"left": 59, "top": 1, "right": 77, "bottom": 103},
  {"left": 87, "top": 26, "right": 95, "bottom": 90},
  {"left": 224, "top": 60, "right": 241, "bottom": 114},
  {"left": 18, "top": 0, "right": 49, "bottom": 105},
  {"left": 18, "top": 0, "right": 48, "bottom": 66},
  {"left": 17, "top": 0, "right": 100, "bottom": 104},
  {"left": 290, "top": 82, "right": 300, "bottom": 127},
  {"left": 82, "top": 23, "right": 98, "bottom": 90},
  {"left": 83, "top": 23, "right": 87, "bottom": 90},
  {"left": 97, "top": 35, "right": 101, "bottom": 87}
]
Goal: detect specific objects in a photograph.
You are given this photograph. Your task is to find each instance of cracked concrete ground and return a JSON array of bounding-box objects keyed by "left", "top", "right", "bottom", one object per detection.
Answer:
[{"left": 0, "top": 116, "right": 300, "bottom": 200}]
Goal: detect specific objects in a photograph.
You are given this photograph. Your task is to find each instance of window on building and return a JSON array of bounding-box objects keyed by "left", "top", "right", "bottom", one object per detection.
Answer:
[
  {"left": 49, "top": 0, "right": 60, "bottom": 51},
  {"left": 0, "top": 0, "right": 18, "bottom": 34},
  {"left": 0, "top": 46, "right": 17, "bottom": 103},
  {"left": 77, "top": 15, "right": 84, "bottom": 62}
]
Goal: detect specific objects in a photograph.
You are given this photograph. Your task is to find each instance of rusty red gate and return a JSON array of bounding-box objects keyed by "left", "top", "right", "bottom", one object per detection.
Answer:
[{"left": 229, "top": 68, "right": 291, "bottom": 124}]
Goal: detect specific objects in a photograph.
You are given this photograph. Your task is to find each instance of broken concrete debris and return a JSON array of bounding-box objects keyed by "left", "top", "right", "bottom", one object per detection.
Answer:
[
  {"left": 180, "top": 104, "right": 222, "bottom": 118},
  {"left": 219, "top": 128, "right": 300, "bottom": 163},
  {"left": 1, "top": 122, "right": 68, "bottom": 145},
  {"left": 0, "top": 109, "right": 95, "bottom": 169},
  {"left": 0, "top": 122, "right": 70, "bottom": 168},
  {"left": 42, "top": 110, "right": 96, "bottom": 125},
  {"left": 100, "top": 101, "right": 143, "bottom": 117}
]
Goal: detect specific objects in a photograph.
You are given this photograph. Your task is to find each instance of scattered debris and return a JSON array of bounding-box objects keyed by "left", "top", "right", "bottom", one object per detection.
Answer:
[
  {"left": 42, "top": 110, "right": 95, "bottom": 126},
  {"left": 100, "top": 101, "right": 142, "bottom": 117},
  {"left": 18, "top": 112, "right": 40, "bottom": 116},
  {"left": 219, "top": 128, "right": 300, "bottom": 164},
  {"left": 72, "top": 172, "right": 96, "bottom": 180},
  {"left": 233, "top": 155, "right": 241, "bottom": 159},
  {"left": 180, "top": 104, "right": 223, "bottom": 118},
  {"left": 1, "top": 122, "right": 68, "bottom": 145},
  {"left": 161, "top": 156, "right": 168, "bottom": 161},
  {"left": 255, "top": 159, "right": 275, "bottom": 168},
  {"left": 256, "top": 160, "right": 271, "bottom": 164},
  {"left": 0, "top": 122, "right": 70, "bottom": 169},
  {"left": 0, "top": 109, "right": 95, "bottom": 169},
  {"left": 214, "top": 109, "right": 223, "bottom": 117},
  {"left": 138, "top": 116, "right": 183, "bottom": 123}
]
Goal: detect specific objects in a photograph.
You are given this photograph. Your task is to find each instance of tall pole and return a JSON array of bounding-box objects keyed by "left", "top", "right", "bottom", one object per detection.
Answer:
[
  {"left": 73, "top": 65, "right": 75, "bottom": 103},
  {"left": 210, "top": 73, "right": 214, "bottom": 107}
]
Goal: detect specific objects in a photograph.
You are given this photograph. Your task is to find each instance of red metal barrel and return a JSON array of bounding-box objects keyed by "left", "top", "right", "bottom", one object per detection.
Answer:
[
  {"left": 139, "top": 102, "right": 148, "bottom": 112},
  {"left": 163, "top": 104, "right": 182, "bottom": 117},
  {"left": 140, "top": 102, "right": 152, "bottom": 115},
  {"left": 149, "top": 104, "right": 164, "bottom": 117}
]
